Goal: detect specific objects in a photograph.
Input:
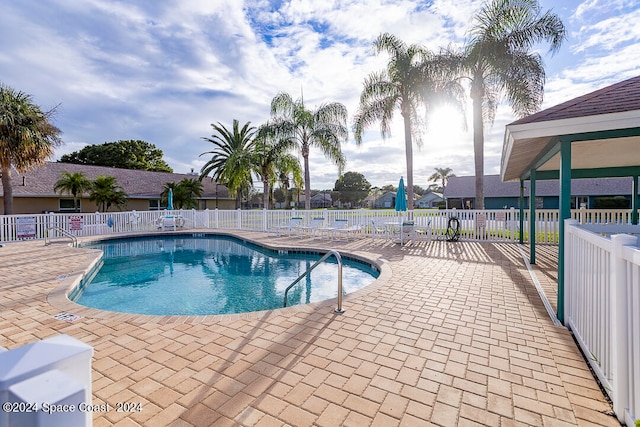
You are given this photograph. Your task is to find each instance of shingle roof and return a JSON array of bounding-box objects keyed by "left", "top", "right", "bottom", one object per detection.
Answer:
[
  {"left": 1, "top": 162, "right": 228, "bottom": 199},
  {"left": 510, "top": 75, "right": 640, "bottom": 125},
  {"left": 444, "top": 175, "right": 639, "bottom": 198}
]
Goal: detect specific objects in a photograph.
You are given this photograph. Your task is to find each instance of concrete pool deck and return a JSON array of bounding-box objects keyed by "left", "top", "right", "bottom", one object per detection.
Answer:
[{"left": 0, "top": 231, "right": 619, "bottom": 426}]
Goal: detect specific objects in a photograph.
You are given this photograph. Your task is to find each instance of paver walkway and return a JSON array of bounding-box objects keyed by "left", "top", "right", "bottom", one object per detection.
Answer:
[{"left": 0, "top": 231, "right": 619, "bottom": 426}]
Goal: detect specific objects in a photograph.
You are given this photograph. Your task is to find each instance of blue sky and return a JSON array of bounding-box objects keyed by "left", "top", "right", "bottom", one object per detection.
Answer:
[{"left": 1, "top": 0, "right": 639, "bottom": 190}]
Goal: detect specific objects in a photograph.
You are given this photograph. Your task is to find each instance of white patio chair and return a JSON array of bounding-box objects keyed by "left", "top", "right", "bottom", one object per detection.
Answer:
[
  {"left": 391, "top": 221, "right": 416, "bottom": 246},
  {"left": 333, "top": 223, "right": 363, "bottom": 241},
  {"left": 416, "top": 220, "right": 432, "bottom": 242},
  {"left": 298, "top": 217, "right": 325, "bottom": 237},
  {"left": 317, "top": 219, "right": 348, "bottom": 239},
  {"left": 371, "top": 219, "right": 388, "bottom": 242}
]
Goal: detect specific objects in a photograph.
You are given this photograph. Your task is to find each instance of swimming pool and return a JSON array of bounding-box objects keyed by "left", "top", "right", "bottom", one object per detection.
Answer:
[{"left": 72, "top": 234, "right": 379, "bottom": 316}]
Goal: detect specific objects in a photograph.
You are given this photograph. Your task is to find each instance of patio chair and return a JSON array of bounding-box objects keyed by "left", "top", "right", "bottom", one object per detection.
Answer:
[
  {"left": 391, "top": 221, "right": 416, "bottom": 246},
  {"left": 298, "top": 217, "right": 326, "bottom": 237},
  {"left": 416, "top": 220, "right": 432, "bottom": 242},
  {"left": 271, "top": 217, "right": 303, "bottom": 237},
  {"left": 371, "top": 219, "right": 388, "bottom": 242}
]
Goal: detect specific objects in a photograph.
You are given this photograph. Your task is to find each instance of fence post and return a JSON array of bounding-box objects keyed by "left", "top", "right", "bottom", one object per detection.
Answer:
[
  {"left": 510, "top": 208, "right": 516, "bottom": 242},
  {"left": 215, "top": 208, "right": 219, "bottom": 229},
  {"left": 263, "top": 209, "right": 268, "bottom": 232},
  {"left": 237, "top": 209, "right": 241, "bottom": 230},
  {"left": 610, "top": 233, "right": 637, "bottom": 423}
]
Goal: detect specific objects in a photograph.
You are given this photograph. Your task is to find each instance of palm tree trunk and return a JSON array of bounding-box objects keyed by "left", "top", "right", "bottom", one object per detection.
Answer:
[
  {"left": 262, "top": 180, "right": 269, "bottom": 210},
  {"left": 303, "top": 151, "right": 311, "bottom": 210},
  {"left": 402, "top": 112, "right": 414, "bottom": 211},
  {"left": 472, "top": 94, "right": 484, "bottom": 210},
  {"left": 1, "top": 165, "right": 14, "bottom": 215}
]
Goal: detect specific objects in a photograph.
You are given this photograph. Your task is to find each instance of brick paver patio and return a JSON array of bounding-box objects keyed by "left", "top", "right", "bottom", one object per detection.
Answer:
[{"left": 0, "top": 231, "right": 619, "bottom": 426}]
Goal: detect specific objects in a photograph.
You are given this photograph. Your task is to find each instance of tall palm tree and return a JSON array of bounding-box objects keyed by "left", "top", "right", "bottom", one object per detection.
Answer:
[
  {"left": 89, "top": 175, "right": 128, "bottom": 212},
  {"left": 0, "top": 84, "right": 61, "bottom": 214},
  {"left": 200, "top": 120, "right": 256, "bottom": 209},
  {"left": 252, "top": 127, "right": 299, "bottom": 209},
  {"left": 53, "top": 171, "right": 93, "bottom": 212},
  {"left": 268, "top": 92, "right": 347, "bottom": 210},
  {"left": 353, "top": 33, "right": 464, "bottom": 210},
  {"left": 429, "top": 167, "right": 456, "bottom": 194},
  {"left": 459, "top": 0, "right": 565, "bottom": 209}
]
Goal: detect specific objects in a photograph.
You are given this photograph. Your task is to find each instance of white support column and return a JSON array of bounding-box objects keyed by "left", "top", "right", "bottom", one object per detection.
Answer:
[{"left": 610, "top": 233, "right": 638, "bottom": 423}]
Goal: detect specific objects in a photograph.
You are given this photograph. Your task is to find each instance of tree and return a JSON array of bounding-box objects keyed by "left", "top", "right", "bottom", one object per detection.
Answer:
[
  {"left": 268, "top": 92, "right": 347, "bottom": 210},
  {"left": 456, "top": 0, "right": 565, "bottom": 209},
  {"left": 353, "top": 33, "right": 464, "bottom": 211},
  {"left": 0, "top": 84, "right": 62, "bottom": 214},
  {"left": 53, "top": 171, "right": 93, "bottom": 212},
  {"left": 334, "top": 171, "right": 371, "bottom": 207},
  {"left": 89, "top": 175, "right": 128, "bottom": 212},
  {"left": 252, "top": 127, "right": 298, "bottom": 209},
  {"left": 60, "top": 140, "right": 172, "bottom": 172},
  {"left": 429, "top": 167, "right": 455, "bottom": 194},
  {"left": 200, "top": 120, "right": 256, "bottom": 209},
  {"left": 161, "top": 178, "right": 203, "bottom": 209}
]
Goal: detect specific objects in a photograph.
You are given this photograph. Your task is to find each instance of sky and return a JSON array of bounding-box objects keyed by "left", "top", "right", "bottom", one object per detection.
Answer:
[{"left": 1, "top": 0, "right": 639, "bottom": 191}]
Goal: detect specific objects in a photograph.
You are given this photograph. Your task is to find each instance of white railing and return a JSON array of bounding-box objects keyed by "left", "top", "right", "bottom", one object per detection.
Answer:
[
  {"left": 564, "top": 219, "right": 640, "bottom": 425},
  {"left": 0, "top": 208, "right": 638, "bottom": 244}
]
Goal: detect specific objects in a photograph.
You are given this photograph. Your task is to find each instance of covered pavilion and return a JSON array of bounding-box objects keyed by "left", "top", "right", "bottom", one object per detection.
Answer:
[{"left": 501, "top": 74, "right": 640, "bottom": 324}]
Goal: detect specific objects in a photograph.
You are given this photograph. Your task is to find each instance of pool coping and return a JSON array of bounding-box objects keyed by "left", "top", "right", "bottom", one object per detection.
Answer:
[{"left": 47, "top": 229, "right": 392, "bottom": 324}]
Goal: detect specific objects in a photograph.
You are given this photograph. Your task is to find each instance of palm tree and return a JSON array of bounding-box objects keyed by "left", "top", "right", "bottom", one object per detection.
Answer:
[
  {"left": 458, "top": 0, "right": 565, "bottom": 209},
  {"left": 53, "top": 171, "right": 93, "bottom": 212},
  {"left": 200, "top": 120, "right": 256, "bottom": 209},
  {"left": 89, "top": 175, "right": 128, "bottom": 212},
  {"left": 429, "top": 167, "right": 456, "bottom": 194},
  {"left": 251, "top": 127, "right": 299, "bottom": 209},
  {"left": 0, "top": 84, "right": 61, "bottom": 214},
  {"left": 276, "top": 155, "right": 304, "bottom": 208},
  {"left": 268, "top": 92, "right": 347, "bottom": 210},
  {"left": 353, "top": 33, "right": 464, "bottom": 210}
]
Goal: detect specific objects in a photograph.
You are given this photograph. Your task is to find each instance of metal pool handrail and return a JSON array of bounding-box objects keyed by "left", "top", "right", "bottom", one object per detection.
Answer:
[
  {"left": 283, "top": 249, "right": 344, "bottom": 313},
  {"left": 44, "top": 226, "right": 78, "bottom": 248}
]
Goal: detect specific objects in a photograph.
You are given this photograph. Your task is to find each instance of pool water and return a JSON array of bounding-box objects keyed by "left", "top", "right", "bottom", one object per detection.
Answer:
[{"left": 73, "top": 235, "right": 379, "bottom": 315}]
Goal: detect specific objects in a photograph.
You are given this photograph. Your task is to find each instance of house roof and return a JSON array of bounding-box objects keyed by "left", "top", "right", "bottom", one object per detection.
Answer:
[
  {"left": 444, "top": 175, "right": 639, "bottom": 198},
  {"left": 1, "top": 162, "right": 228, "bottom": 199},
  {"left": 415, "top": 191, "right": 443, "bottom": 202},
  {"left": 501, "top": 75, "right": 640, "bottom": 181}
]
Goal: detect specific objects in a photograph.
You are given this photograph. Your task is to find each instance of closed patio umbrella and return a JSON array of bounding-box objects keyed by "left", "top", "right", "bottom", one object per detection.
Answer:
[
  {"left": 167, "top": 188, "right": 174, "bottom": 210},
  {"left": 395, "top": 177, "right": 407, "bottom": 212}
]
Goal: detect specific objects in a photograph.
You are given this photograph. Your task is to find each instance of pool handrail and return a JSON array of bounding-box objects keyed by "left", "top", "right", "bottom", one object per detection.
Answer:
[{"left": 283, "top": 249, "right": 344, "bottom": 313}]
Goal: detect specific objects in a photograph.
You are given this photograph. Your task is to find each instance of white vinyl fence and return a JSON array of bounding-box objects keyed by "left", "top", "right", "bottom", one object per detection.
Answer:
[
  {"left": 0, "top": 208, "right": 638, "bottom": 244},
  {"left": 564, "top": 219, "right": 640, "bottom": 426}
]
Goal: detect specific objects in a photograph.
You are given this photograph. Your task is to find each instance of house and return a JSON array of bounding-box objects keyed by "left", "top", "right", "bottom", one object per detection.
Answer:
[
  {"left": 444, "top": 174, "right": 639, "bottom": 209},
  {"left": 414, "top": 191, "right": 443, "bottom": 208},
  {"left": 0, "top": 162, "right": 233, "bottom": 214},
  {"left": 372, "top": 191, "right": 396, "bottom": 209},
  {"left": 309, "top": 192, "right": 333, "bottom": 209}
]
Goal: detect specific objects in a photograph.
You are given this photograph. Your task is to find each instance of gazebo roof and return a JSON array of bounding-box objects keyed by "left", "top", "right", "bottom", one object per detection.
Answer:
[{"left": 501, "top": 75, "right": 640, "bottom": 181}]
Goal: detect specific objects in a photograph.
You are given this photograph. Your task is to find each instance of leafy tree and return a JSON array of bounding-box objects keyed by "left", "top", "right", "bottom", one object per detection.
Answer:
[
  {"left": 353, "top": 33, "right": 464, "bottom": 211},
  {"left": 412, "top": 185, "right": 427, "bottom": 197},
  {"left": 267, "top": 92, "right": 347, "bottom": 210},
  {"left": 452, "top": 0, "right": 565, "bottom": 209},
  {"left": 60, "top": 140, "right": 172, "bottom": 172},
  {"left": 200, "top": 120, "right": 256, "bottom": 209},
  {"left": 0, "top": 84, "right": 62, "bottom": 214},
  {"left": 429, "top": 167, "right": 455, "bottom": 194},
  {"left": 161, "top": 178, "right": 203, "bottom": 209},
  {"left": 334, "top": 171, "right": 371, "bottom": 207},
  {"left": 89, "top": 175, "right": 128, "bottom": 212},
  {"left": 53, "top": 171, "right": 93, "bottom": 212}
]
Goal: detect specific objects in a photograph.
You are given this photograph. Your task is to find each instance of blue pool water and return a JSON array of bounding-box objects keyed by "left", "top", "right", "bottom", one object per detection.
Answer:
[{"left": 73, "top": 235, "right": 379, "bottom": 315}]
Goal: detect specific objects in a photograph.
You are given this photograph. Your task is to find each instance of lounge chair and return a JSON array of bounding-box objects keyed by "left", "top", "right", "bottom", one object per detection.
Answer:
[
  {"left": 415, "top": 220, "right": 432, "bottom": 242},
  {"left": 271, "top": 217, "right": 303, "bottom": 237},
  {"left": 298, "top": 217, "right": 325, "bottom": 237},
  {"left": 318, "top": 219, "right": 348, "bottom": 239},
  {"left": 332, "top": 223, "right": 363, "bottom": 241}
]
